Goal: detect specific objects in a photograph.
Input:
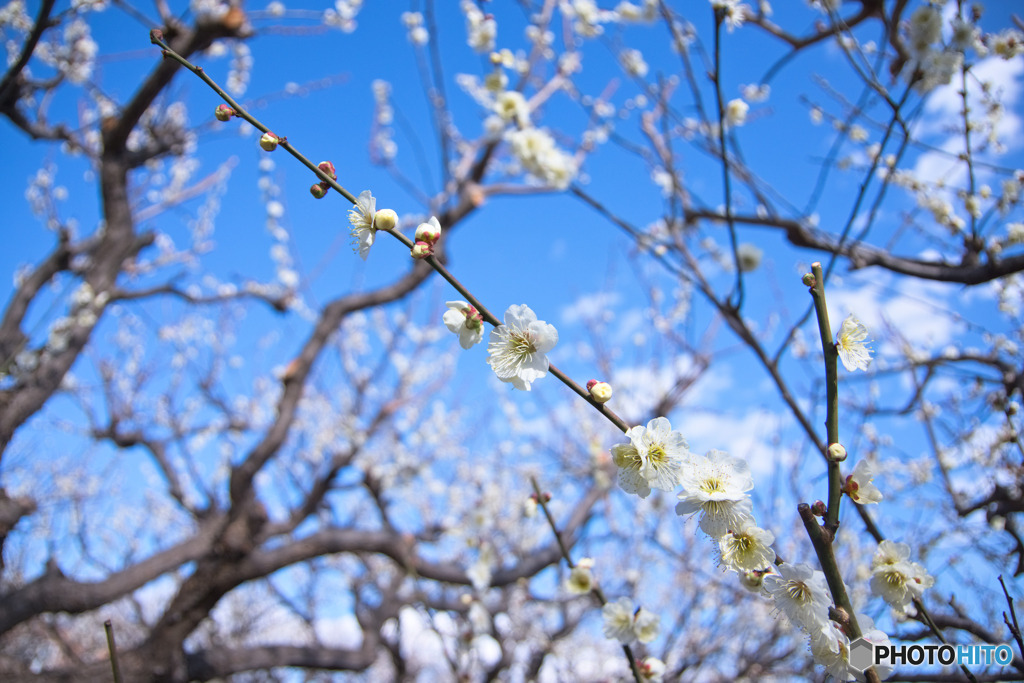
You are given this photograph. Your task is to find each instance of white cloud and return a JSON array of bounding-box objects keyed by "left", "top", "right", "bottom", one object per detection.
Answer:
[
  {"left": 828, "top": 274, "right": 960, "bottom": 353},
  {"left": 560, "top": 290, "right": 621, "bottom": 324},
  {"left": 912, "top": 56, "right": 1024, "bottom": 187}
]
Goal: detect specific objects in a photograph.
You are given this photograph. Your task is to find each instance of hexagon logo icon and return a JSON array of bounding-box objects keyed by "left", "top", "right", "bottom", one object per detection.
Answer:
[{"left": 848, "top": 637, "right": 874, "bottom": 673}]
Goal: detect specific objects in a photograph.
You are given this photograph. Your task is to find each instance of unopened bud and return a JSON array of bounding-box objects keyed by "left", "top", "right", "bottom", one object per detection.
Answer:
[
  {"left": 523, "top": 497, "right": 537, "bottom": 517},
  {"left": 222, "top": 6, "right": 246, "bottom": 31},
  {"left": 214, "top": 104, "right": 235, "bottom": 121},
  {"left": 410, "top": 241, "right": 433, "bottom": 259},
  {"left": 415, "top": 216, "right": 442, "bottom": 245},
  {"left": 739, "top": 568, "right": 768, "bottom": 592},
  {"left": 317, "top": 161, "right": 337, "bottom": 180},
  {"left": 802, "top": 272, "right": 816, "bottom": 287},
  {"left": 310, "top": 183, "right": 328, "bottom": 199},
  {"left": 464, "top": 306, "right": 484, "bottom": 331},
  {"left": 827, "top": 442, "right": 847, "bottom": 462},
  {"left": 811, "top": 500, "right": 827, "bottom": 516},
  {"left": 260, "top": 132, "right": 279, "bottom": 151},
  {"left": 375, "top": 208, "right": 398, "bottom": 231},
  {"left": 587, "top": 380, "right": 613, "bottom": 403}
]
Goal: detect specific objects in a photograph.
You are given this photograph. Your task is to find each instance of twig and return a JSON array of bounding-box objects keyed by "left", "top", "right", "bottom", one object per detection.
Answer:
[
  {"left": 1002, "top": 575, "right": 1024, "bottom": 665},
  {"left": 104, "top": 620, "right": 122, "bottom": 683},
  {"left": 529, "top": 477, "right": 643, "bottom": 683}
]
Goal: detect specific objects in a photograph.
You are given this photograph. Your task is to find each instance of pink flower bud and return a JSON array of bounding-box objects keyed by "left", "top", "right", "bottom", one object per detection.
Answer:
[
  {"left": 260, "top": 132, "right": 279, "bottom": 151},
  {"left": 811, "top": 500, "right": 827, "bottom": 516},
  {"left": 214, "top": 104, "right": 235, "bottom": 121},
  {"left": 415, "top": 216, "right": 442, "bottom": 245},
  {"left": 317, "top": 161, "right": 337, "bottom": 180},
  {"left": 310, "top": 183, "right": 328, "bottom": 199},
  {"left": 410, "top": 241, "right": 433, "bottom": 259}
]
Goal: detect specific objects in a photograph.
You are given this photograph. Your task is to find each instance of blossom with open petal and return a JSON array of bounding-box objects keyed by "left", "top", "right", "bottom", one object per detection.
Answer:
[
  {"left": 676, "top": 449, "right": 754, "bottom": 538},
  {"left": 565, "top": 564, "right": 594, "bottom": 595},
  {"left": 486, "top": 304, "right": 557, "bottom": 390},
  {"left": 611, "top": 417, "right": 689, "bottom": 498},
  {"left": 633, "top": 607, "right": 660, "bottom": 643},
  {"left": 844, "top": 459, "right": 883, "bottom": 504},
  {"left": 836, "top": 315, "right": 872, "bottom": 371},
  {"left": 870, "top": 540, "right": 933, "bottom": 612},
  {"left": 602, "top": 597, "right": 636, "bottom": 643},
  {"left": 719, "top": 522, "right": 776, "bottom": 572},
  {"left": 443, "top": 301, "right": 485, "bottom": 349},
  {"left": 763, "top": 562, "right": 832, "bottom": 636},
  {"left": 347, "top": 190, "right": 377, "bottom": 260},
  {"left": 601, "top": 597, "right": 660, "bottom": 644}
]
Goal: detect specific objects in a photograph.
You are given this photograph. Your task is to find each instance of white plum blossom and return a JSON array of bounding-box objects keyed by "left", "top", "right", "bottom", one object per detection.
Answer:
[
  {"left": 844, "top": 459, "right": 883, "bottom": 504},
  {"left": 736, "top": 243, "right": 763, "bottom": 272},
  {"left": 619, "top": 48, "right": 648, "bottom": 77},
  {"left": 907, "top": 5, "right": 942, "bottom": 56},
  {"left": 740, "top": 83, "right": 770, "bottom": 102},
  {"left": 763, "top": 562, "right": 832, "bottom": 636},
  {"left": 443, "top": 301, "right": 485, "bottom": 349},
  {"left": 486, "top": 304, "right": 558, "bottom": 390},
  {"left": 633, "top": 607, "right": 660, "bottom": 643},
  {"left": 601, "top": 597, "right": 660, "bottom": 644},
  {"left": 836, "top": 315, "right": 872, "bottom": 371},
  {"left": 463, "top": 0, "right": 496, "bottom": 52},
  {"left": 505, "top": 127, "right": 578, "bottom": 189},
  {"left": 569, "top": 0, "right": 616, "bottom": 37},
  {"left": 400, "top": 11, "right": 428, "bottom": 44},
  {"left": 347, "top": 190, "right": 377, "bottom": 260},
  {"left": 610, "top": 417, "right": 689, "bottom": 498},
  {"left": 719, "top": 523, "right": 776, "bottom": 572},
  {"left": 725, "top": 98, "right": 749, "bottom": 127},
  {"left": 322, "top": 0, "right": 360, "bottom": 32},
  {"left": 602, "top": 596, "right": 636, "bottom": 643},
  {"left": 565, "top": 564, "right": 594, "bottom": 594},
  {"left": 992, "top": 29, "right": 1024, "bottom": 60},
  {"left": 870, "top": 540, "right": 934, "bottom": 612},
  {"left": 676, "top": 449, "right": 755, "bottom": 538},
  {"left": 810, "top": 621, "right": 847, "bottom": 677},
  {"left": 811, "top": 614, "right": 893, "bottom": 682},
  {"left": 712, "top": 0, "right": 747, "bottom": 32},
  {"left": 494, "top": 90, "right": 530, "bottom": 127}
]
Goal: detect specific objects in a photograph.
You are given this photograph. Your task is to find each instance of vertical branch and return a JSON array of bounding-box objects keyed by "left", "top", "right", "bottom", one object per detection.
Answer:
[
  {"left": 711, "top": 7, "right": 744, "bottom": 311},
  {"left": 959, "top": 57, "right": 979, "bottom": 241},
  {"left": 807, "top": 262, "right": 842, "bottom": 529}
]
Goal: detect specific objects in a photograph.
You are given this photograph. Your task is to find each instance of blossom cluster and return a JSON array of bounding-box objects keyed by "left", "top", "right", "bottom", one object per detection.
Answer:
[
  {"left": 601, "top": 352, "right": 901, "bottom": 679},
  {"left": 901, "top": 4, "right": 1023, "bottom": 93}
]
